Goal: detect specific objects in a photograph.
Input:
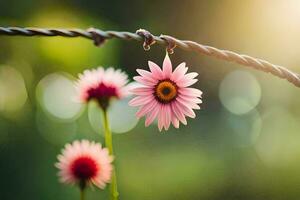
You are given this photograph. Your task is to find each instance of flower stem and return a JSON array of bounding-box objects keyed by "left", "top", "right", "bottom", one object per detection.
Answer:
[
  {"left": 102, "top": 110, "right": 119, "bottom": 200},
  {"left": 80, "top": 188, "right": 85, "bottom": 200}
]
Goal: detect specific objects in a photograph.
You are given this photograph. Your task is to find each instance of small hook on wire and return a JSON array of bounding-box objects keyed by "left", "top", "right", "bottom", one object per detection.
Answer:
[
  {"left": 160, "top": 35, "right": 177, "bottom": 54},
  {"left": 136, "top": 29, "right": 156, "bottom": 51}
]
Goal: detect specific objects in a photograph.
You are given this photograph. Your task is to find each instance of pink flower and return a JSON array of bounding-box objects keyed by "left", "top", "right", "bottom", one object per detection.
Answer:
[
  {"left": 75, "top": 67, "right": 129, "bottom": 109},
  {"left": 129, "top": 54, "right": 202, "bottom": 131},
  {"left": 56, "top": 140, "right": 113, "bottom": 189}
]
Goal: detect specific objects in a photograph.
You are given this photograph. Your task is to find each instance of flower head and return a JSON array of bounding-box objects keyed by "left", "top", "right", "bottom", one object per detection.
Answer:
[
  {"left": 75, "top": 67, "right": 129, "bottom": 110},
  {"left": 56, "top": 140, "right": 113, "bottom": 189},
  {"left": 129, "top": 54, "right": 202, "bottom": 131}
]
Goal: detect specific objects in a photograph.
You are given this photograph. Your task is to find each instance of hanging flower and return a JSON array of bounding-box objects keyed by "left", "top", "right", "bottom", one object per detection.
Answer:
[
  {"left": 55, "top": 140, "right": 113, "bottom": 189},
  {"left": 75, "top": 67, "right": 130, "bottom": 110},
  {"left": 129, "top": 54, "right": 202, "bottom": 131}
]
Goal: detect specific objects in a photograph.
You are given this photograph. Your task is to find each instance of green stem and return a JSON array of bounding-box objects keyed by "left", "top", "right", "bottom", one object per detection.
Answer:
[
  {"left": 80, "top": 188, "right": 85, "bottom": 200},
  {"left": 102, "top": 110, "right": 119, "bottom": 200}
]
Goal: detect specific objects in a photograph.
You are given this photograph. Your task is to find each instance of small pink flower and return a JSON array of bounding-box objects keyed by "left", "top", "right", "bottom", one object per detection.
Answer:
[
  {"left": 75, "top": 67, "right": 129, "bottom": 109},
  {"left": 56, "top": 140, "right": 113, "bottom": 189},
  {"left": 129, "top": 54, "right": 202, "bottom": 131}
]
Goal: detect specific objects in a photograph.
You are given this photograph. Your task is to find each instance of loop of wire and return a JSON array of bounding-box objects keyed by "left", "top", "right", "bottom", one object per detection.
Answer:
[
  {"left": 136, "top": 29, "right": 156, "bottom": 51},
  {"left": 160, "top": 35, "right": 177, "bottom": 54}
]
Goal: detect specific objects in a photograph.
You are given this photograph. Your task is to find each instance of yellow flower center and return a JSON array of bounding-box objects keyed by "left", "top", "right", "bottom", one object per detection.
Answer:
[{"left": 155, "top": 80, "right": 178, "bottom": 103}]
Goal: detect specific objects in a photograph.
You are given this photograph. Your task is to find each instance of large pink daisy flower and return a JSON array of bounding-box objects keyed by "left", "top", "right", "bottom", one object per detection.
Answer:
[
  {"left": 129, "top": 54, "right": 202, "bottom": 131},
  {"left": 56, "top": 140, "right": 113, "bottom": 189},
  {"left": 75, "top": 67, "right": 129, "bottom": 109}
]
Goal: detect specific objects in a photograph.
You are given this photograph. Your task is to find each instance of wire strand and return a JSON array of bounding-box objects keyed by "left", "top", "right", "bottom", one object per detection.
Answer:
[{"left": 0, "top": 26, "right": 299, "bottom": 88}]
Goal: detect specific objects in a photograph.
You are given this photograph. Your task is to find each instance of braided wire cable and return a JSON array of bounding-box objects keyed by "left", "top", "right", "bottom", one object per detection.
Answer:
[{"left": 0, "top": 26, "right": 299, "bottom": 87}]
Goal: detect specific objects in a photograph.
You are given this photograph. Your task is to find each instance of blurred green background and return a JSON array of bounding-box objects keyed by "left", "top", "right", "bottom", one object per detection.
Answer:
[{"left": 1, "top": 0, "right": 300, "bottom": 199}]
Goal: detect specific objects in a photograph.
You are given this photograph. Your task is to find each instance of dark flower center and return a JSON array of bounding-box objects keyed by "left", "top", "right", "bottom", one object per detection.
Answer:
[
  {"left": 71, "top": 156, "right": 98, "bottom": 181},
  {"left": 154, "top": 80, "right": 178, "bottom": 103},
  {"left": 87, "top": 83, "right": 119, "bottom": 109}
]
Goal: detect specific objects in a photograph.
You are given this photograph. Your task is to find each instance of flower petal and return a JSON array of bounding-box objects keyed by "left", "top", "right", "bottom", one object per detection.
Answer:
[
  {"left": 136, "top": 100, "right": 158, "bottom": 118},
  {"left": 179, "top": 88, "right": 203, "bottom": 97},
  {"left": 145, "top": 106, "right": 159, "bottom": 127},
  {"left": 178, "top": 95, "right": 202, "bottom": 104},
  {"left": 129, "top": 96, "right": 153, "bottom": 106},
  {"left": 176, "top": 96, "right": 201, "bottom": 110},
  {"left": 184, "top": 72, "right": 199, "bottom": 80},
  {"left": 171, "top": 114, "right": 180, "bottom": 128},
  {"left": 130, "top": 87, "right": 153, "bottom": 96},
  {"left": 136, "top": 69, "right": 157, "bottom": 83},
  {"left": 171, "top": 102, "right": 187, "bottom": 125},
  {"left": 157, "top": 105, "right": 164, "bottom": 131},
  {"left": 176, "top": 101, "right": 196, "bottom": 118},
  {"left": 163, "top": 53, "right": 173, "bottom": 79},
  {"left": 133, "top": 76, "right": 156, "bottom": 86},
  {"left": 177, "top": 78, "right": 198, "bottom": 87},
  {"left": 164, "top": 105, "right": 171, "bottom": 130},
  {"left": 171, "top": 62, "right": 188, "bottom": 82},
  {"left": 148, "top": 61, "right": 163, "bottom": 79}
]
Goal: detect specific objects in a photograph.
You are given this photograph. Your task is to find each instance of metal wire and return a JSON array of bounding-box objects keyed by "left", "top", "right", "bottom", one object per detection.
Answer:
[{"left": 0, "top": 26, "right": 299, "bottom": 88}]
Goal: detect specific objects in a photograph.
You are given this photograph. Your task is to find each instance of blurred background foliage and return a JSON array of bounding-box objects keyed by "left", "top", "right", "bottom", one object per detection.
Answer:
[{"left": 1, "top": 0, "right": 300, "bottom": 199}]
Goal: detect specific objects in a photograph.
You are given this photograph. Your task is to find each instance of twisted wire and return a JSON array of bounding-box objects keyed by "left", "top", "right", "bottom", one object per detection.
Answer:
[{"left": 0, "top": 26, "right": 299, "bottom": 87}]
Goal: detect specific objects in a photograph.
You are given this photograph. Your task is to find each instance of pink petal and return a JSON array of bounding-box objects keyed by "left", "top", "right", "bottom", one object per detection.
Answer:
[
  {"left": 178, "top": 95, "right": 202, "bottom": 104},
  {"left": 131, "top": 87, "right": 153, "bottom": 96},
  {"left": 136, "top": 69, "right": 157, "bottom": 83},
  {"left": 133, "top": 76, "right": 156, "bottom": 86},
  {"left": 171, "top": 102, "right": 187, "bottom": 125},
  {"left": 171, "top": 62, "right": 187, "bottom": 82},
  {"left": 189, "top": 103, "right": 201, "bottom": 110},
  {"left": 129, "top": 96, "right": 153, "bottom": 106},
  {"left": 176, "top": 101, "right": 196, "bottom": 118},
  {"left": 177, "top": 97, "right": 201, "bottom": 110},
  {"left": 183, "top": 72, "right": 199, "bottom": 80},
  {"left": 171, "top": 114, "right": 180, "bottom": 128},
  {"left": 176, "top": 72, "right": 198, "bottom": 87},
  {"left": 161, "top": 105, "right": 167, "bottom": 130},
  {"left": 175, "top": 96, "right": 193, "bottom": 109},
  {"left": 179, "top": 88, "right": 203, "bottom": 97},
  {"left": 164, "top": 105, "right": 171, "bottom": 130},
  {"left": 157, "top": 104, "right": 164, "bottom": 131},
  {"left": 177, "top": 78, "right": 198, "bottom": 87},
  {"left": 148, "top": 61, "right": 163, "bottom": 79},
  {"left": 136, "top": 100, "right": 157, "bottom": 118},
  {"left": 162, "top": 53, "right": 172, "bottom": 79},
  {"left": 145, "top": 106, "right": 159, "bottom": 127}
]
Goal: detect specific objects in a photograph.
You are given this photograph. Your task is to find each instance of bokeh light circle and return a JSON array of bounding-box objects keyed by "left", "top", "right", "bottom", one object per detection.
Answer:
[
  {"left": 0, "top": 66, "right": 28, "bottom": 113},
  {"left": 36, "top": 73, "right": 83, "bottom": 121},
  {"left": 219, "top": 70, "right": 261, "bottom": 115},
  {"left": 109, "top": 97, "right": 139, "bottom": 133},
  {"left": 255, "top": 107, "right": 300, "bottom": 167},
  {"left": 88, "top": 97, "right": 139, "bottom": 134}
]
